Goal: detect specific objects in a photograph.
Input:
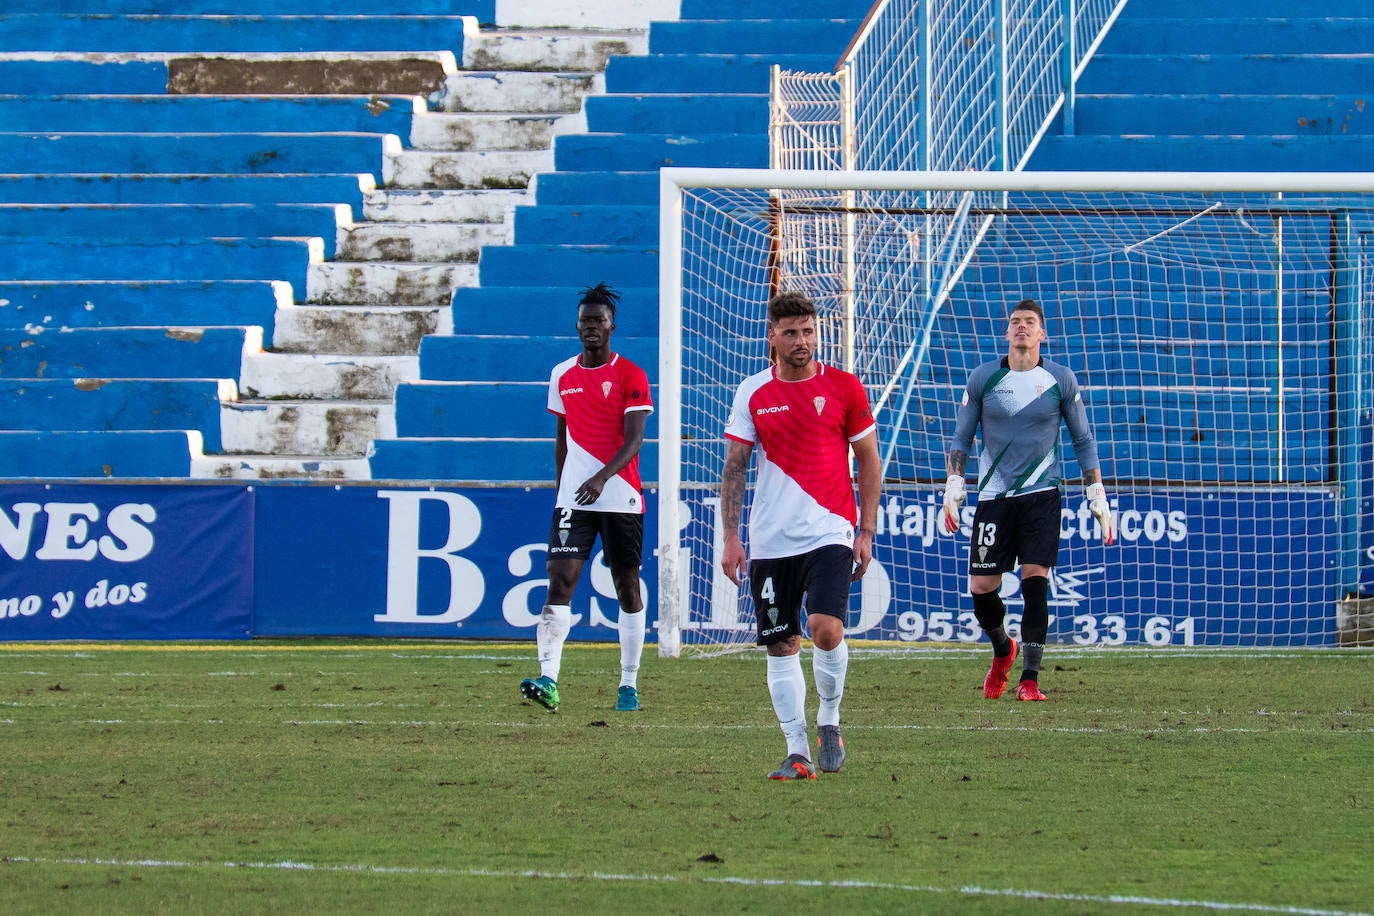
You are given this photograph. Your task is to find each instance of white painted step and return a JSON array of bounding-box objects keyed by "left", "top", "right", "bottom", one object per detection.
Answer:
[
  {"left": 192, "top": 454, "right": 373, "bottom": 481},
  {"left": 336, "top": 220, "right": 510, "bottom": 261},
  {"left": 493, "top": 0, "right": 679, "bottom": 31},
  {"left": 435, "top": 70, "right": 601, "bottom": 113},
  {"left": 307, "top": 261, "right": 478, "bottom": 306},
  {"left": 385, "top": 146, "right": 553, "bottom": 189},
  {"left": 273, "top": 303, "right": 451, "bottom": 354},
  {"left": 220, "top": 399, "right": 396, "bottom": 456},
  {"left": 410, "top": 110, "right": 585, "bottom": 151},
  {"left": 239, "top": 352, "right": 419, "bottom": 400},
  {"left": 363, "top": 188, "right": 529, "bottom": 223},
  {"left": 463, "top": 24, "right": 646, "bottom": 72}
]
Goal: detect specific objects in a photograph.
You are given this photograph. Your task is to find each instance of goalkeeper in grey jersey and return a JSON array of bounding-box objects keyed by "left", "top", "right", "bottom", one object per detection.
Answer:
[{"left": 940, "top": 299, "right": 1114, "bottom": 701}]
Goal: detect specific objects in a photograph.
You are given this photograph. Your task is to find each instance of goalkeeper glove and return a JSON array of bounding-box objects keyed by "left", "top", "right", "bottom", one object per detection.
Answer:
[
  {"left": 941, "top": 475, "right": 966, "bottom": 534},
  {"left": 1086, "top": 482, "right": 1115, "bottom": 545}
]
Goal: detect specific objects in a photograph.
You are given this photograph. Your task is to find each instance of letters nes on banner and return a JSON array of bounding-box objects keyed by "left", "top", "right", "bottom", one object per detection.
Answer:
[{"left": 0, "top": 484, "right": 253, "bottom": 639}]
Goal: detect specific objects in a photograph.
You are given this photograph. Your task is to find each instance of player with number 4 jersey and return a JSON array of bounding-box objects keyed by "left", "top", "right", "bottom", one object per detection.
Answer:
[
  {"left": 520, "top": 282, "right": 653, "bottom": 715},
  {"left": 720, "top": 291, "right": 882, "bottom": 780}
]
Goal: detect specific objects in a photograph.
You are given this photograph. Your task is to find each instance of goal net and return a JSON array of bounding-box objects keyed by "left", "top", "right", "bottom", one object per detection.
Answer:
[{"left": 656, "top": 168, "right": 1374, "bottom": 657}]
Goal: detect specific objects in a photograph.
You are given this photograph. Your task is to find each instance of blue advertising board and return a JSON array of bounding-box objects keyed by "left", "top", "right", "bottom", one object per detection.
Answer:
[
  {"left": 0, "top": 483, "right": 252, "bottom": 639},
  {"left": 0, "top": 481, "right": 1347, "bottom": 645},
  {"left": 252, "top": 484, "right": 647, "bottom": 640},
  {"left": 677, "top": 485, "right": 1342, "bottom": 647}
]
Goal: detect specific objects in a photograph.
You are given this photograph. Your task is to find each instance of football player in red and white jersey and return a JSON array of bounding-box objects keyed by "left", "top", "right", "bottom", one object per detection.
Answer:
[
  {"left": 720, "top": 290, "right": 882, "bottom": 779},
  {"left": 520, "top": 282, "right": 654, "bottom": 714}
]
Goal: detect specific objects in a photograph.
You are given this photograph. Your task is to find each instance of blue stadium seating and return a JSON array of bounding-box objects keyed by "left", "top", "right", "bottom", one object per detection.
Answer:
[{"left": 0, "top": 0, "right": 1370, "bottom": 486}]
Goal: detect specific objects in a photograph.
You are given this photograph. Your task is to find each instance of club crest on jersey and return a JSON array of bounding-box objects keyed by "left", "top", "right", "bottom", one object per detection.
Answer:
[
  {"left": 601, "top": 381, "right": 613, "bottom": 398},
  {"left": 813, "top": 396, "right": 826, "bottom": 415}
]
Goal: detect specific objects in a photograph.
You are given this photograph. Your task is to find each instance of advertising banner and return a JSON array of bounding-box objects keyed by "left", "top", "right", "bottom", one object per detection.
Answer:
[
  {"left": 0, "top": 483, "right": 253, "bottom": 639},
  {"left": 253, "top": 484, "right": 646, "bottom": 641},
  {"left": 678, "top": 486, "right": 1341, "bottom": 647}
]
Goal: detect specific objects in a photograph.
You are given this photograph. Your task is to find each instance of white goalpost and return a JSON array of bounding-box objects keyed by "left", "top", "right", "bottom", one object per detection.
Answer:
[{"left": 657, "top": 167, "right": 1374, "bottom": 657}]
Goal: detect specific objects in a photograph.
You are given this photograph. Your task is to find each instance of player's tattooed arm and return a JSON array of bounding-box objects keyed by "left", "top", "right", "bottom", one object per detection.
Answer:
[
  {"left": 719, "top": 439, "right": 752, "bottom": 586},
  {"left": 720, "top": 440, "right": 751, "bottom": 536},
  {"left": 946, "top": 449, "right": 968, "bottom": 478}
]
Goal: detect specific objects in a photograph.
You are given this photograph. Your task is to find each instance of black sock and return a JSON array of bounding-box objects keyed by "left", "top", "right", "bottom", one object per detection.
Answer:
[{"left": 972, "top": 591, "right": 1012, "bottom": 656}]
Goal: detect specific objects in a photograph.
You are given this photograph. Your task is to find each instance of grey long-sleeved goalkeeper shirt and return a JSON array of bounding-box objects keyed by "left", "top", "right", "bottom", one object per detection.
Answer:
[{"left": 949, "top": 355, "right": 1101, "bottom": 500}]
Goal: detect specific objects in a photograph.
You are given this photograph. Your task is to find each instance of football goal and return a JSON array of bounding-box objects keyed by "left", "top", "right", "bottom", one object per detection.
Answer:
[{"left": 657, "top": 167, "right": 1374, "bottom": 657}]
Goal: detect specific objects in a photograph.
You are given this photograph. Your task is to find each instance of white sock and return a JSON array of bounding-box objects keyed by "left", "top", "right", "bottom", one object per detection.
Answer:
[
  {"left": 617, "top": 609, "right": 646, "bottom": 688},
  {"left": 812, "top": 640, "right": 849, "bottom": 728},
  {"left": 537, "top": 604, "right": 571, "bottom": 682},
  {"left": 766, "top": 653, "right": 810, "bottom": 759}
]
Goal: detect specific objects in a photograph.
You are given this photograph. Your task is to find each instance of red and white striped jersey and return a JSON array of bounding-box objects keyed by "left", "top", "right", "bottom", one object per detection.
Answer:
[
  {"left": 548, "top": 353, "right": 654, "bottom": 514},
  {"left": 724, "top": 363, "right": 876, "bottom": 559}
]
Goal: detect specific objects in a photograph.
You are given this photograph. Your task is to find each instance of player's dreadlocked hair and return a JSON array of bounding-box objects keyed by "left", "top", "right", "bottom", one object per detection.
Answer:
[{"left": 578, "top": 281, "right": 621, "bottom": 317}]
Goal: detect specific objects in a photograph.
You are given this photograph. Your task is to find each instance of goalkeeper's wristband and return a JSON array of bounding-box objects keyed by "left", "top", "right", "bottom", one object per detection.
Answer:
[{"left": 1085, "top": 482, "right": 1107, "bottom": 502}]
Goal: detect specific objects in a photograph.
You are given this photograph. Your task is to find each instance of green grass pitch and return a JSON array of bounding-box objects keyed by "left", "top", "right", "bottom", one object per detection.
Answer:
[{"left": 1, "top": 641, "right": 1371, "bottom": 915}]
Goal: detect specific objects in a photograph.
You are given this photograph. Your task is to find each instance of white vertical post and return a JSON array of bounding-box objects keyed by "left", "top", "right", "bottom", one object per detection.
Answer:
[
  {"left": 1061, "top": 0, "right": 1077, "bottom": 135},
  {"left": 657, "top": 171, "right": 684, "bottom": 657}
]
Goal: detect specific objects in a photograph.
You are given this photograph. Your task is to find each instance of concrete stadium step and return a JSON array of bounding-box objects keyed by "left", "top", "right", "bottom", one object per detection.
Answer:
[
  {"left": 219, "top": 398, "right": 394, "bottom": 457},
  {"left": 0, "top": 57, "right": 169, "bottom": 93},
  {"left": 0, "top": 429, "right": 201, "bottom": 478},
  {"left": 604, "top": 54, "right": 836, "bottom": 94},
  {"left": 0, "top": 14, "right": 470, "bottom": 54},
  {"left": 0, "top": 325, "right": 259, "bottom": 379},
  {"left": 512, "top": 204, "right": 655, "bottom": 245},
  {"left": 448, "top": 285, "right": 657, "bottom": 336},
  {"left": 417, "top": 334, "right": 658, "bottom": 382},
  {"left": 584, "top": 93, "right": 766, "bottom": 134},
  {"left": 273, "top": 303, "right": 449, "bottom": 355},
  {"left": 0, "top": 173, "right": 374, "bottom": 217},
  {"left": 191, "top": 453, "right": 372, "bottom": 480},
  {"left": 239, "top": 352, "right": 418, "bottom": 400},
  {"left": 2, "top": 236, "right": 322, "bottom": 287},
  {"left": 649, "top": 18, "right": 864, "bottom": 55},
  {"left": 0, "top": 202, "right": 349, "bottom": 256},
  {"left": 368, "top": 437, "right": 661, "bottom": 484},
  {"left": 1030, "top": 135, "right": 1374, "bottom": 171},
  {"left": 384, "top": 147, "right": 552, "bottom": 189},
  {"left": 1078, "top": 54, "right": 1374, "bottom": 95},
  {"left": 363, "top": 187, "right": 528, "bottom": 223},
  {"left": 336, "top": 220, "right": 508, "bottom": 262},
  {"left": 0, "top": 132, "right": 390, "bottom": 177},
  {"left": 164, "top": 52, "right": 456, "bottom": 96},
  {"left": 0, "top": 93, "right": 420, "bottom": 135},
  {"left": 435, "top": 70, "right": 600, "bottom": 113},
  {"left": 554, "top": 131, "right": 766, "bottom": 171},
  {"left": 307, "top": 261, "right": 476, "bottom": 306},
  {"left": 463, "top": 27, "right": 645, "bottom": 72},
  {"left": 0, "top": 377, "right": 234, "bottom": 451},
  {"left": 0, "top": 279, "right": 288, "bottom": 332},
  {"left": 1097, "top": 17, "right": 1374, "bottom": 56},
  {"left": 477, "top": 244, "right": 657, "bottom": 289},
  {"left": 532, "top": 170, "right": 657, "bottom": 206},
  {"left": 1072, "top": 94, "right": 1374, "bottom": 136},
  {"left": 410, "top": 109, "right": 584, "bottom": 152}
]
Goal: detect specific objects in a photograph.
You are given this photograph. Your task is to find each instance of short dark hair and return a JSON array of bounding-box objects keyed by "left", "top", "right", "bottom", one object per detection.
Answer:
[
  {"left": 578, "top": 281, "right": 621, "bottom": 317},
  {"left": 1011, "top": 298, "right": 1046, "bottom": 327},
  {"left": 767, "top": 290, "right": 818, "bottom": 326}
]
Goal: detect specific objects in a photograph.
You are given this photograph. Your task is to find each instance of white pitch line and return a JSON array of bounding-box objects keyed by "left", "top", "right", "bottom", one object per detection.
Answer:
[{"left": 2, "top": 856, "right": 1366, "bottom": 916}]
